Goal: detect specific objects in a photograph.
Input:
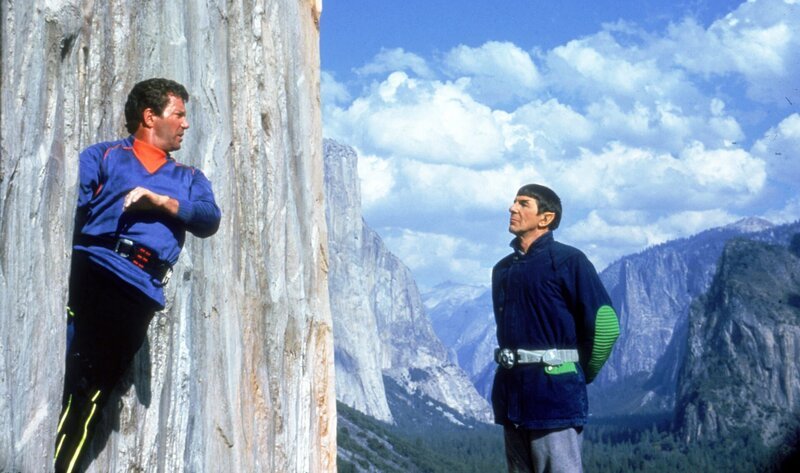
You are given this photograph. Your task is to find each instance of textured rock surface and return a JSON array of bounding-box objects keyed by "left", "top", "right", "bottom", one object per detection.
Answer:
[
  {"left": 324, "top": 139, "right": 391, "bottom": 422},
  {"left": 675, "top": 237, "right": 800, "bottom": 447},
  {"left": 0, "top": 1, "right": 336, "bottom": 472},
  {"left": 324, "top": 140, "right": 491, "bottom": 424},
  {"left": 593, "top": 219, "right": 799, "bottom": 414},
  {"left": 424, "top": 282, "right": 495, "bottom": 400}
]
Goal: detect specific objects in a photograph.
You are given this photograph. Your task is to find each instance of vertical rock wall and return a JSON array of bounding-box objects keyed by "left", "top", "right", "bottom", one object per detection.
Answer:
[
  {"left": 324, "top": 140, "right": 393, "bottom": 423},
  {"left": 0, "top": 1, "right": 335, "bottom": 472},
  {"left": 590, "top": 219, "right": 781, "bottom": 415},
  {"left": 323, "top": 140, "right": 491, "bottom": 424},
  {"left": 676, "top": 238, "right": 800, "bottom": 447}
]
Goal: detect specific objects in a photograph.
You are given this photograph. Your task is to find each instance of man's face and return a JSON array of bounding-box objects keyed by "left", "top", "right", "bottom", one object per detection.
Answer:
[
  {"left": 151, "top": 94, "right": 189, "bottom": 152},
  {"left": 508, "top": 195, "right": 551, "bottom": 237}
]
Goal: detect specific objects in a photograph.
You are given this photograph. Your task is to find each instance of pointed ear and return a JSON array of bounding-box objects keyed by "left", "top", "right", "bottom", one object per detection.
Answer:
[{"left": 539, "top": 212, "right": 555, "bottom": 228}]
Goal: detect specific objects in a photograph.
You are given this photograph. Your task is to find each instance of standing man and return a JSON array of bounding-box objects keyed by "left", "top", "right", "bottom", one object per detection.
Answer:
[
  {"left": 491, "top": 184, "right": 619, "bottom": 473},
  {"left": 54, "top": 78, "right": 221, "bottom": 473}
]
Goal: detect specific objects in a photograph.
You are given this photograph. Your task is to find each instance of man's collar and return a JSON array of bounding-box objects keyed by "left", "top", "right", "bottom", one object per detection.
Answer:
[
  {"left": 509, "top": 231, "right": 554, "bottom": 255},
  {"left": 132, "top": 137, "right": 168, "bottom": 173}
]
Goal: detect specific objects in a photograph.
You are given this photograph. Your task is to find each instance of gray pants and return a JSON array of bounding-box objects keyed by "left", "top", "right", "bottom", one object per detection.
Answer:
[{"left": 504, "top": 426, "right": 583, "bottom": 473}]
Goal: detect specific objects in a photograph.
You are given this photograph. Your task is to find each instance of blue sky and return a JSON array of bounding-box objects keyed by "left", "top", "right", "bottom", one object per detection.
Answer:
[{"left": 320, "top": 0, "right": 800, "bottom": 289}]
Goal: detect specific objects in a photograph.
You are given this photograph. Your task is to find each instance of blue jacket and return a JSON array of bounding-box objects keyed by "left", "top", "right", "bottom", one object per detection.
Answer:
[
  {"left": 73, "top": 136, "right": 221, "bottom": 308},
  {"left": 491, "top": 231, "right": 619, "bottom": 429}
]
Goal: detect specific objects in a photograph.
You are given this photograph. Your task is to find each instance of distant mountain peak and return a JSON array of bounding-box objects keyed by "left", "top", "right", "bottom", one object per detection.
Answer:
[
  {"left": 723, "top": 217, "right": 774, "bottom": 233},
  {"left": 324, "top": 139, "right": 492, "bottom": 425},
  {"left": 422, "top": 281, "right": 488, "bottom": 310},
  {"left": 429, "top": 280, "right": 487, "bottom": 293}
]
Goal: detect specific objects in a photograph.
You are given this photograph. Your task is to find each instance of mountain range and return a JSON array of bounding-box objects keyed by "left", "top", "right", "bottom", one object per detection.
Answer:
[
  {"left": 595, "top": 218, "right": 800, "bottom": 416},
  {"left": 325, "top": 138, "right": 800, "bottom": 468},
  {"left": 423, "top": 217, "right": 800, "bottom": 416}
]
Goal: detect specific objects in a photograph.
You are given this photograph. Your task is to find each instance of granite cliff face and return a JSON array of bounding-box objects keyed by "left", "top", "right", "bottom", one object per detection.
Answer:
[
  {"left": 593, "top": 219, "right": 800, "bottom": 415},
  {"left": 675, "top": 237, "right": 800, "bottom": 447},
  {"left": 324, "top": 140, "right": 491, "bottom": 424},
  {"left": 1, "top": 1, "right": 335, "bottom": 472},
  {"left": 324, "top": 139, "right": 392, "bottom": 422}
]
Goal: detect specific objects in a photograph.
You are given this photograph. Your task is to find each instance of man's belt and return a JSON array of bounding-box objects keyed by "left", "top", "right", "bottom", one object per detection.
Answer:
[
  {"left": 494, "top": 348, "right": 580, "bottom": 369},
  {"left": 76, "top": 235, "right": 173, "bottom": 285}
]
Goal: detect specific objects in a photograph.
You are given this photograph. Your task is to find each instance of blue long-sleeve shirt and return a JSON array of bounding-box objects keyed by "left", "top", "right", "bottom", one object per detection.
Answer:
[{"left": 73, "top": 136, "right": 221, "bottom": 308}]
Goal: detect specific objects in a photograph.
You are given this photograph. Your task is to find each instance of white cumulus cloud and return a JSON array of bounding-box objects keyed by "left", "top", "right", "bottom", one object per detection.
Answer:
[
  {"left": 561, "top": 208, "right": 741, "bottom": 270},
  {"left": 554, "top": 141, "right": 765, "bottom": 213},
  {"left": 323, "top": 0, "right": 800, "bottom": 287},
  {"left": 752, "top": 113, "right": 800, "bottom": 187},
  {"left": 394, "top": 160, "right": 546, "bottom": 212},
  {"left": 665, "top": 0, "right": 800, "bottom": 103},
  {"left": 443, "top": 41, "right": 543, "bottom": 106},
  {"left": 355, "top": 47, "right": 435, "bottom": 79},
  {"left": 380, "top": 229, "right": 492, "bottom": 287},
  {"left": 357, "top": 151, "right": 396, "bottom": 208},
  {"left": 327, "top": 71, "right": 508, "bottom": 167},
  {"left": 546, "top": 31, "right": 701, "bottom": 108}
]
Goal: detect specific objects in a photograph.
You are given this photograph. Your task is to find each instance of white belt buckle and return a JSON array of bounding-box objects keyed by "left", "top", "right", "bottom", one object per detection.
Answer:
[{"left": 542, "top": 349, "right": 563, "bottom": 366}]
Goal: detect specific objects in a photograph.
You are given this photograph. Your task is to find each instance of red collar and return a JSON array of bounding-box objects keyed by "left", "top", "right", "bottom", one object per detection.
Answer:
[{"left": 132, "top": 138, "right": 168, "bottom": 173}]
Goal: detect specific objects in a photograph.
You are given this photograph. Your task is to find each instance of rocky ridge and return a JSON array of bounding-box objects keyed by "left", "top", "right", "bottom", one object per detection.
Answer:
[
  {"left": 324, "top": 139, "right": 492, "bottom": 424},
  {"left": 675, "top": 236, "right": 800, "bottom": 447},
  {"left": 423, "top": 218, "right": 800, "bottom": 418},
  {"left": 593, "top": 218, "right": 799, "bottom": 414},
  {"left": 424, "top": 282, "right": 495, "bottom": 399}
]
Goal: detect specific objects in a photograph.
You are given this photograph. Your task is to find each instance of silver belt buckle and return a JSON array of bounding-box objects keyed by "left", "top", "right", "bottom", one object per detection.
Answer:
[
  {"left": 542, "top": 349, "right": 563, "bottom": 366},
  {"left": 161, "top": 267, "right": 173, "bottom": 285},
  {"left": 114, "top": 238, "right": 135, "bottom": 258},
  {"left": 497, "top": 348, "right": 517, "bottom": 369}
]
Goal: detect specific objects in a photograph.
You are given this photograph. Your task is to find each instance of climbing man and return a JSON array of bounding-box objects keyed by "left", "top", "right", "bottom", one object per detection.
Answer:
[{"left": 54, "top": 78, "right": 221, "bottom": 472}]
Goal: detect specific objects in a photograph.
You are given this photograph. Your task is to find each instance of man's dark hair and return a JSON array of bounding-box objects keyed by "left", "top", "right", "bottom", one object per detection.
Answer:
[
  {"left": 124, "top": 78, "right": 189, "bottom": 134},
  {"left": 516, "top": 184, "right": 562, "bottom": 230}
]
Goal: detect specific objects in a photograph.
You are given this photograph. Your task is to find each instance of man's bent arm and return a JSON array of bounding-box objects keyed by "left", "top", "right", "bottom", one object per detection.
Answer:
[
  {"left": 563, "top": 253, "right": 620, "bottom": 383},
  {"left": 123, "top": 187, "right": 179, "bottom": 215},
  {"left": 584, "top": 305, "right": 620, "bottom": 383},
  {"left": 176, "top": 168, "right": 221, "bottom": 238},
  {"left": 123, "top": 171, "right": 221, "bottom": 238}
]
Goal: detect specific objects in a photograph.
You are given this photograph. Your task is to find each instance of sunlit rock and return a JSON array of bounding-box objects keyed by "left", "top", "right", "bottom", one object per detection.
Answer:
[{"left": 0, "top": 1, "right": 335, "bottom": 472}]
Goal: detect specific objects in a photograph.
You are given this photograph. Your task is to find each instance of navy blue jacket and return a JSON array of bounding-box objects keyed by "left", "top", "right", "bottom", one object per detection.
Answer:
[{"left": 491, "top": 231, "right": 618, "bottom": 429}]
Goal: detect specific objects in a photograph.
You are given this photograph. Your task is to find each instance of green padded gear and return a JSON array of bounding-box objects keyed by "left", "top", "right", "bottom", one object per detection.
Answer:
[
  {"left": 544, "top": 362, "right": 578, "bottom": 375},
  {"left": 586, "top": 305, "right": 620, "bottom": 381}
]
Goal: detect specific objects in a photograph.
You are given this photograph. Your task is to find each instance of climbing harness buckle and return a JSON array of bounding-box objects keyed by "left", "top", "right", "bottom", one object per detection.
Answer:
[{"left": 113, "top": 238, "right": 135, "bottom": 258}]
